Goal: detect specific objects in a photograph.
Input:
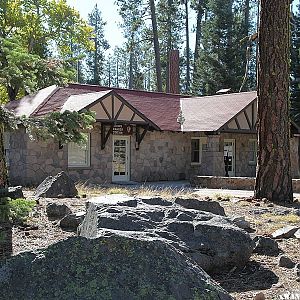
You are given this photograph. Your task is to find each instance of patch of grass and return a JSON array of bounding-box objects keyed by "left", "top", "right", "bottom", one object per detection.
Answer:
[
  {"left": 8, "top": 198, "right": 36, "bottom": 223},
  {"left": 212, "top": 193, "right": 233, "bottom": 201},
  {"left": 0, "top": 198, "right": 36, "bottom": 223},
  {"left": 76, "top": 183, "right": 195, "bottom": 199},
  {"left": 260, "top": 213, "right": 300, "bottom": 224},
  {"left": 106, "top": 187, "right": 130, "bottom": 195}
]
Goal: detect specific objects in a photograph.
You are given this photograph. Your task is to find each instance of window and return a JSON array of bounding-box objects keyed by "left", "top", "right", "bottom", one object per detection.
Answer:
[
  {"left": 249, "top": 139, "right": 257, "bottom": 165},
  {"left": 68, "top": 133, "right": 90, "bottom": 167},
  {"left": 191, "top": 137, "right": 207, "bottom": 164}
]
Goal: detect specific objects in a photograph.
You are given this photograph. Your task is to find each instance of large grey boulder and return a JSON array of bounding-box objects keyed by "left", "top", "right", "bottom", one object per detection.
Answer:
[
  {"left": 0, "top": 236, "right": 232, "bottom": 300},
  {"left": 59, "top": 211, "right": 85, "bottom": 230},
  {"left": 174, "top": 197, "right": 226, "bottom": 216},
  {"left": 253, "top": 236, "right": 280, "bottom": 256},
  {"left": 46, "top": 202, "right": 71, "bottom": 219},
  {"left": 34, "top": 171, "right": 78, "bottom": 198},
  {"left": 79, "top": 195, "right": 253, "bottom": 273}
]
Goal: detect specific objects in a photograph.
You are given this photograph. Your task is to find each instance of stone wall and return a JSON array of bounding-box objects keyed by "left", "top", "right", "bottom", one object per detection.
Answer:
[
  {"left": 221, "top": 133, "right": 257, "bottom": 177},
  {"left": 8, "top": 127, "right": 195, "bottom": 186},
  {"left": 7, "top": 126, "right": 300, "bottom": 186},
  {"left": 130, "top": 131, "right": 191, "bottom": 182},
  {"left": 191, "top": 175, "right": 300, "bottom": 193},
  {"left": 290, "top": 137, "right": 300, "bottom": 178}
]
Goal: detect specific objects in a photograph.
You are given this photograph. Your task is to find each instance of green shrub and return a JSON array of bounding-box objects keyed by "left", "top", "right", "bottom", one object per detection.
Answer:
[{"left": 0, "top": 198, "right": 36, "bottom": 223}]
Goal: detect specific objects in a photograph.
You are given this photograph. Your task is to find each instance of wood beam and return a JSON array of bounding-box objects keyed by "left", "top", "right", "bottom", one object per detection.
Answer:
[
  {"left": 244, "top": 110, "right": 252, "bottom": 129},
  {"left": 115, "top": 102, "right": 125, "bottom": 120},
  {"left": 101, "top": 123, "right": 113, "bottom": 150},
  {"left": 251, "top": 102, "right": 255, "bottom": 130},
  {"left": 100, "top": 101, "right": 111, "bottom": 119},
  {"left": 234, "top": 118, "right": 241, "bottom": 130},
  {"left": 136, "top": 125, "right": 149, "bottom": 150}
]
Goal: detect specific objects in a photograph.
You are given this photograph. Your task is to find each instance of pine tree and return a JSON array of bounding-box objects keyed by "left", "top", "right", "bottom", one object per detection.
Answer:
[
  {"left": 255, "top": 0, "right": 293, "bottom": 202},
  {"left": 291, "top": 6, "right": 300, "bottom": 124},
  {"left": 86, "top": 4, "right": 109, "bottom": 85},
  {"left": 192, "top": 0, "right": 246, "bottom": 95},
  {"left": 157, "top": 0, "right": 184, "bottom": 92}
]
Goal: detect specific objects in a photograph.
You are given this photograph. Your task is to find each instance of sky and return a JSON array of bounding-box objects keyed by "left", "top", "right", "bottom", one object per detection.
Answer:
[
  {"left": 66, "top": 0, "right": 124, "bottom": 51},
  {"left": 67, "top": 0, "right": 300, "bottom": 54}
]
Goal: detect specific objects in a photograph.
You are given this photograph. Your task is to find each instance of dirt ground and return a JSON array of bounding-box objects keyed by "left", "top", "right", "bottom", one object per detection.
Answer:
[{"left": 12, "top": 189, "right": 300, "bottom": 300}]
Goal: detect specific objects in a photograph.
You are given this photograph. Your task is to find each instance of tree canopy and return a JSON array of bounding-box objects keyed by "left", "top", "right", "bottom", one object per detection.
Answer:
[{"left": 0, "top": 0, "right": 94, "bottom": 102}]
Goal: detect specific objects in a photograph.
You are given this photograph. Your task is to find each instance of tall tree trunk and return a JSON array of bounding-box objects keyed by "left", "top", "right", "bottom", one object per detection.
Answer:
[
  {"left": 129, "top": 50, "right": 134, "bottom": 89},
  {"left": 185, "top": 0, "right": 190, "bottom": 93},
  {"left": 128, "top": 33, "right": 134, "bottom": 89},
  {"left": 166, "top": 0, "right": 172, "bottom": 93},
  {"left": 255, "top": 0, "right": 293, "bottom": 202},
  {"left": 149, "top": 0, "right": 163, "bottom": 92},
  {"left": 7, "top": 86, "right": 19, "bottom": 102},
  {"left": 244, "top": 0, "right": 250, "bottom": 37},
  {"left": 0, "top": 124, "right": 8, "bottom": 188},
  {"left": 94, "top": 11, "right": 99, "bottom": 85},
  {"left": 192, "top": 0, "right": 204, "bottom": 85}
]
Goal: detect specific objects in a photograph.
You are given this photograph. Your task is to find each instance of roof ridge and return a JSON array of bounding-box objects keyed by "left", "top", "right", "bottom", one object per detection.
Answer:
[
  {"left": 31, "top": 86, "right": 60, "bottom": 117},
  {"left": 184, "top": 90, "right": 257, "bottom": 100},
  {"left": 67, "top": 83, "right": 184, "bottom": 97}
]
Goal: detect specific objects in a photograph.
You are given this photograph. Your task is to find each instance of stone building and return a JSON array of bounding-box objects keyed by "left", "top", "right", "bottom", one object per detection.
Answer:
[{"left": 5, "top": 83, "right": 300, "bottom": 186}]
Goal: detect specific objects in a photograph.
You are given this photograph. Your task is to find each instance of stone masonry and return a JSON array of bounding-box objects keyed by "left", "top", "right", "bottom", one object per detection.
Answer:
[{"left": 6, "top": 125, "right": 300, "bottom": 186}]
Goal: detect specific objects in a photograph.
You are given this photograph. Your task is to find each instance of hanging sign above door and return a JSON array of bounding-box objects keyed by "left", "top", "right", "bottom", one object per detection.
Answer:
[{"left": 113, "top": 124, "right": 133, "bottom": 135}]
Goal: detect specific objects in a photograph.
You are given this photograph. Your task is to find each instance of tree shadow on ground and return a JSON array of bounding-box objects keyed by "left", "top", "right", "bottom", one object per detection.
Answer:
[{"left": 212, "top": 260, "right": 279, "bottom": 293}]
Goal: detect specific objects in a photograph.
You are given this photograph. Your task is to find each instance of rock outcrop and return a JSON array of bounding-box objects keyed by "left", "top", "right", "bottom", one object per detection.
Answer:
[
  {"left": 34, "top": 172, "right": 78, "bottom": 198},
  {"left": 79, "top": 195, "right": 253, "bottom": 273},
  {"left": 46, "top": 203, "right": 71, "bottom": 219},
  {"left": 0, "top": 235, "right": 232, "bottom": 300}
]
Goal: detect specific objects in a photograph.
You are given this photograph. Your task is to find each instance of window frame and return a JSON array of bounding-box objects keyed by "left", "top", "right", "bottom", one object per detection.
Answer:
[
  {"left": 248, "top": 139, "right": 257, "bottom": 165},
  {"left": 191, "top": 137, "right": 207, "bottom": 165},
  {"left": 67, "top": 133, "right": 91, "bottom": 168}
]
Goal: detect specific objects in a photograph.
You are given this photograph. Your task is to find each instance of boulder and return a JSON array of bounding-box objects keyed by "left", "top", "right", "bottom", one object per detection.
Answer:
[
  {"left": 46, "top": 203, "right": 71, "bottom": 219},
  {"left": 0, "top": 186, "right": 24, "bottom": 199},
  {"left": 230, "top": 216, "right": 251, "bottom": 230},
  {"left": 294, "top": 229, "right": 300, "bottom": 239},
  {"left": 34, "top": 171, "right": 78, "bottom": 198},
  {"left": 294, "top": 263, "right": 300, "bottom": 277},
  {"left": 278, "top": 255, "right": 295, "bottom": 269},
  {"left": 79, "top": 195, "right": 253, "bottom": 273},
  {"left": 272, "top": 225, "right": 299, "bottom": 239},
  {"left": 0, "top": 236, "right": 232, "bottom": 300},
  {"left": 59, "top": 211, "right": 85, "bottom": 230},
  {"left": 174, "top": 197, "right": 226, "bottom": 216},
  {"left": 253, "top": 236, "right": 280, "bottom": 256}
]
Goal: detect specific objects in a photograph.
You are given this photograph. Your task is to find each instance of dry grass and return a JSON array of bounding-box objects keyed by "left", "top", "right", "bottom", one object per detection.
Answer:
[
  {"left": 76, "top": 183, "right": 196, "bottom": 199},
  {"left": 212, "top": 192, "right": 233, "bottom": 201},
  {"left": 260, "top": 213, "right": 300, "bottom": 224}
]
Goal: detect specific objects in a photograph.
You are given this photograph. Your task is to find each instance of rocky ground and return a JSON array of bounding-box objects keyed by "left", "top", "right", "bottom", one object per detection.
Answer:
[{"left": 11, "top": 189, "right": 300, "bottom": 300}]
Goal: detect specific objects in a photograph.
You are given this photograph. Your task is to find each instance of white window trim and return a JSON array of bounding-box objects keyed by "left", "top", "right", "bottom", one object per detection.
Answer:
[
  {"left": 191, "top": 137, "right": 207, "bottom": 165},
  {"left": 68, "top": 133, "right": 91, "bottom": 168},
  {"left": 248, "top": 139, "right": 257, "bottom": 166}
]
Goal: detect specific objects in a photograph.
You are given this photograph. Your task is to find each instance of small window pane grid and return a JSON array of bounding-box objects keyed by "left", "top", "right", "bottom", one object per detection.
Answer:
[
  {"left": 68, "top": 134, "right": 90, "bottom": 167},
  {"left": 191, "top": 139, "right": 200, "bottom": 163},
  {"left": 113, "top": 139, "right": 127, "bottom": 176},
  {"left": 191, "top": 138, "right": 207, "bottom": 164},
  {"left": 224, "top": 142, "right": 233, "bottom": 172},
  {"left": 249, "top": 140, "right": 257, "bottom": 164}
]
